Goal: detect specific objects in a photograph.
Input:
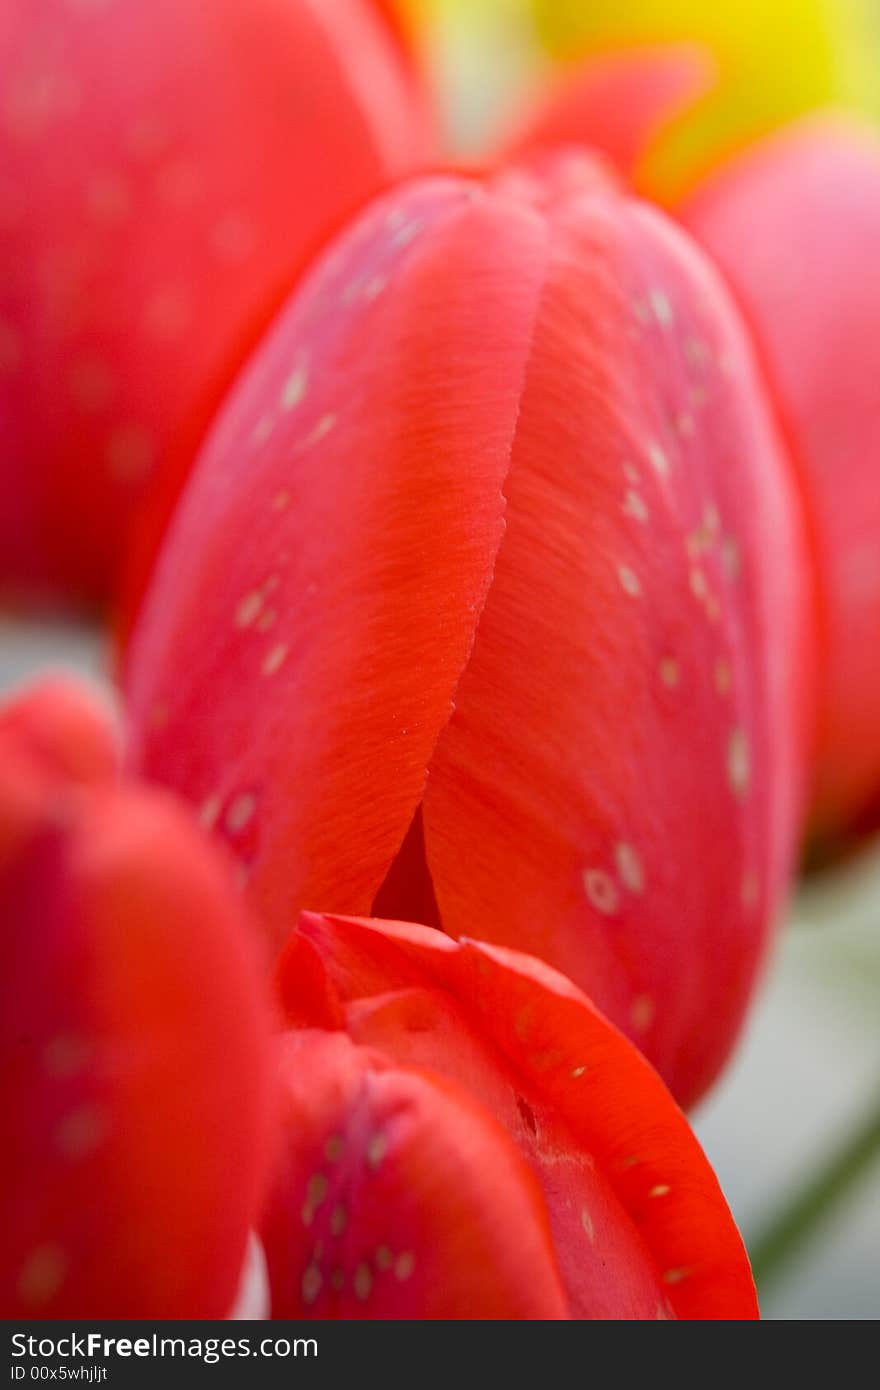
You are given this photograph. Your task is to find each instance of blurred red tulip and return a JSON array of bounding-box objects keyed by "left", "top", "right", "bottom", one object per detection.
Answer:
[
  {"left": 265, "top": 912, "right": 759, "bottom": 1319},
  {"left": 1, "top": 676, "right": 275, "bottom": 1317},
  {"left": 0, "top": 0, "right": 430, "bottom": 611},
  {"left": 124, "top": 155, "right": 814, "bottom": 1106},
  {"left": 681, "top": 119, "right": 880, "bottom": 839},
  {"left": 505, "top": 54, "right": 880, "bottom": 840}
]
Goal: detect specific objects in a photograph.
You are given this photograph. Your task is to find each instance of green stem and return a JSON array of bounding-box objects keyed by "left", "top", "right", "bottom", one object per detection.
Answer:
[{"left": 750, "top": 1087, "right": 880, "bottom": 1289}]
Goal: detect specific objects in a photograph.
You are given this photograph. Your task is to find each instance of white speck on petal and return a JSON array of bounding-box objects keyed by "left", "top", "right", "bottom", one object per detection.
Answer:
[
  {"left": 252, "top": 415, "right": 274, "bottom": 446},
  {"left": 281, "top": 362, "right": 308, "bottom": 412},
  {"left": 650, "top": 289, "right": 674, "bottom": 327},
  {"left": 262, "top": 643, "right": 288, "bottom": 678},
  {"left": 660, "top": 657, "right": 680, "bottom": 689},
  {"left": 235, "top": 591, "right": 263, "bottom": 629},
  {"left": 618, "top": 564, "right": 641, "bottom": 598},
  {"left": 581, "top": 1206, "right": 595, "bottom": 1241},
  {"left": 199, "top": 794, "right": 222, "bottom": 829},
  {"left": 623, "top": 489, "right": 649, "bottom": 523},
  {"left": 302, "top": 414, "right": 336, "bottom": 448},
  {"left": 225, "top": 793, "right": 256, "bottom": 835},
  {"left": 366, "top": 1133, "right": 387, "bottom": 1170},
  {"left": 584, "top": 868, "right": 619, "bottom": 916},
  {"left": 648, "top": 442, "right": 670, "bottom": 479},
  {"left": 727, "top": 729, "right": 751, "bottom": 798},
  {"left": 615, "top": 842, "right": 644, "bottom": 895}
]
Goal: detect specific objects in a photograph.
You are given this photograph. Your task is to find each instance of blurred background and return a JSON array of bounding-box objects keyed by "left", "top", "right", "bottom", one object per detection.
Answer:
[{"left": 2, "top": 0, "right": 878, "bottom": 1320}]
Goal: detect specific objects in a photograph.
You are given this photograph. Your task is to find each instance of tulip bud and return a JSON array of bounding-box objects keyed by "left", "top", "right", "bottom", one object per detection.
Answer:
[
  {"left": 1, "top": 677, "right": 275, "bottom": 1317},
  {"left": 125, "top": 154, "right": 814, "bottom": 1105}
]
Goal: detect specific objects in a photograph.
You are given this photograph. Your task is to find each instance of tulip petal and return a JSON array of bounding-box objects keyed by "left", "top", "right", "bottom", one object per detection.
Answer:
[
  {"left": 1, "top": 735, "right": 274, "bottom": 1317},
  {"left": 409, "top": 155, "right": 813, "bottom": 1105},
  {"left": 0, "top": 0, "right": 430, "bottom": 607},
  {"left": 681, "top": 118, "right": 880, "bottom": 835},
  {"left": 126, "top": 177, "right": 548, "bottom": 947},
  {"left": 285, "top": 912, "right": 759, "bottom": 1319},
  {"left": 0, "top": 675, "right": 120, "bottom": 784},
  {"left": 263, "top": 1030, "right": 569, "bottom": 1318}
]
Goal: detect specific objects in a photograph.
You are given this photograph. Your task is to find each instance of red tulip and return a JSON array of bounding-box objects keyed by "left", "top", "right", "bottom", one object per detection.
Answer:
[
  {"left": 503, "top": 54, "right": 880, "bottom": 838},
  {"left": 0, "top": 673, "right": 119, "bottom": 784},
  {"left": 265, "top": 912, "right": 759, "bottom": 1319},
  {"left": 0, "top": 0, "right": 430, "bottom": 610},
  {"left": 680, "top": 119, "right": 880, "bottom": 838},
  {"left": 1, "top": 677, "right": 275, "bottom": 1317},
  {"left": 124, "top": 154, "right": 814, "bottom": 1107}
]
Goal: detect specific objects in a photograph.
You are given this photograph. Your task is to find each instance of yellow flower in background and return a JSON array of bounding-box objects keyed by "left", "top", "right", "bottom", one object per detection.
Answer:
[
  {"left": 528, "top": 0, "right": 879, "bottom": 196},
  {"left": 390, "top": 0, "right": 879, "bottom": 193}
]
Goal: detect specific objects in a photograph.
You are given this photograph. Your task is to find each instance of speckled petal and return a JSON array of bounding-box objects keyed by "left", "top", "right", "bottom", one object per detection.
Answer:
[
  {"left": 1, "top": 707, "right": 274, "bottom": 1318},
  {"left": 0, "top": 0, "right": 430, "bottom": 607},
  {"left": 125, "top": 176, "right": 548, "bottom": 948},
  {"left": 263, "top": 1030, "right": 569, "bottom": 1319},
  {"left": 281, "top": 913, "right": 759, "bottom": 1319},
  {"left": 414, "top": 154, "right": 814, "bottom": 1105},
  {"left": 682, "top": 118, "right": 880, "bottom": 836}
]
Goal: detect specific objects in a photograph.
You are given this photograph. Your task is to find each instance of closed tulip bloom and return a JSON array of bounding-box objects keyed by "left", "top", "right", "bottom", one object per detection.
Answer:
[{"left": 125, "top": 154, "right": 814, "bottom": 1106}]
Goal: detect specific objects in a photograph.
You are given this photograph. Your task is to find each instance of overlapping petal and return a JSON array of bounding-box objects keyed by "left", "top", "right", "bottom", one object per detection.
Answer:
[
  {"left": 264, "top": 1029, "right": 569, "bottom": 1318},
  {"left": 125, "top": 177, "right": 548, "bottom": 945},
  {"left": 269, "top": 912, "right": 759, "bottom": 1319},
  {"left": 126, "top": 154, "right": 813, "bottom": 1105}
]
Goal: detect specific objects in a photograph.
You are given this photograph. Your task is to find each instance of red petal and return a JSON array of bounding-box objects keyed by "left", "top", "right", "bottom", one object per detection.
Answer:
[
  {"left": 0, "top": 0, "right": 430, "bottom": 608},
  {"left": 0, "top": 675, "right": 119, "bottom": 784},
  {"left": 262, "top": 1030, "right": 569, "bottom": 1319},
  {"left": 417, "top": 154, "right": 814, "bottom": 1105},
  {"left": 681, "top": 118, "right": 880, "bottom": 834},
  {"left": 126, "top": 177, "right": 548, "bottom": 949},
  {"left": 288, "top": 913, "right": 759, "bottom": 1319},
  {"left": 501, "top": 44, "right": 716, "bottom": 195},
  {"left": 1, "top": 750, "right": 274, "bottom": 1317}
]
